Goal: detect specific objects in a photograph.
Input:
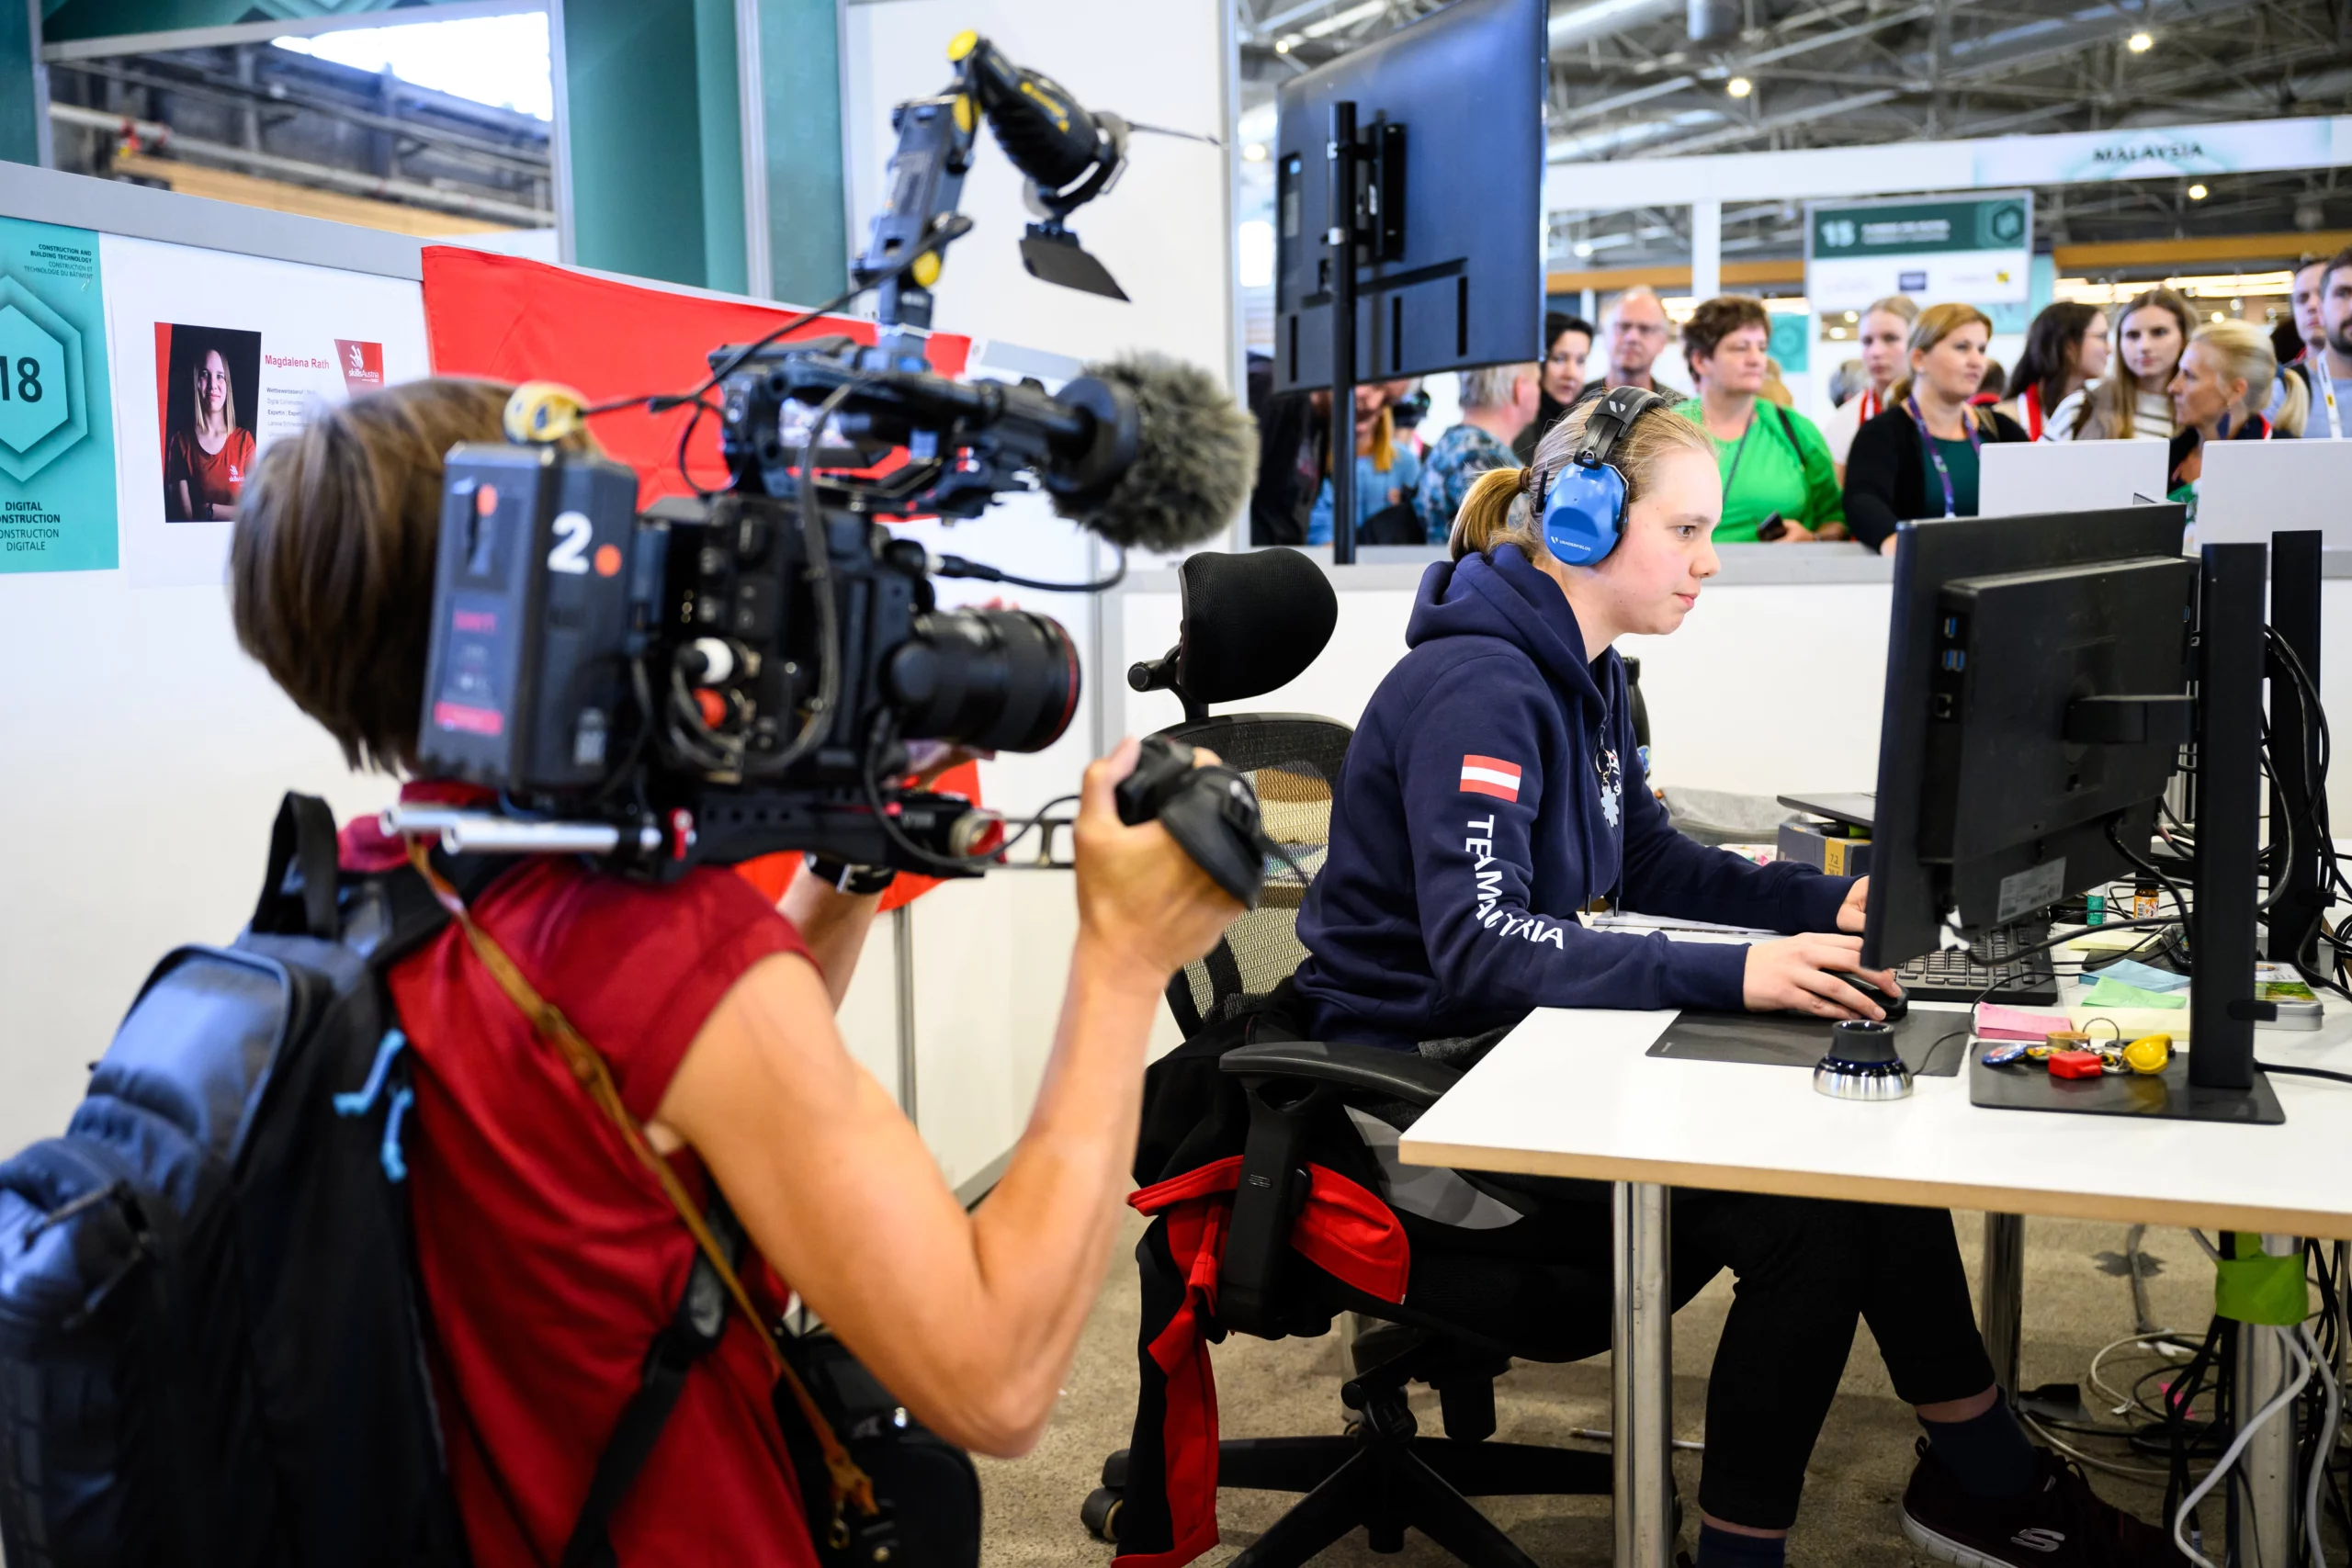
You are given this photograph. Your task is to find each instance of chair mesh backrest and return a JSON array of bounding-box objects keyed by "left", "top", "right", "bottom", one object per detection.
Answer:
[{"left": 1157, "top": 714, "right": 1353, "bottom": 1034}]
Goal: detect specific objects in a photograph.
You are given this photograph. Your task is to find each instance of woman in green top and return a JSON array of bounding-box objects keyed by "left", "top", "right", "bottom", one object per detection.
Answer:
[{"left": 1675, "top": 295, "right": 1845, "bottom": 543}]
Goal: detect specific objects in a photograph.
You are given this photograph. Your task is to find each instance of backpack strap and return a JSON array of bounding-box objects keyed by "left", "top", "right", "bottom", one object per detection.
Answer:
[
  {"left": 1771, "top": 403, "right": 1799, "bottom": 454},
  {"left": 399, "top": 836, "right": 882, "bottom": 1551},
  {"left": 560, "top": 1194, "right": 744, "bottom": 1568},
  {"left": 254, "top": 792, "right": 342, "bottom": 938}
]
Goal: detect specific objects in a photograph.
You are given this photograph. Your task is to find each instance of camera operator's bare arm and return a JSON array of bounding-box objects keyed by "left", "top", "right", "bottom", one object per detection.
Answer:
[
  {"left": 653, "top": 739, "right": 1239, "bottom": 1459},
  {"left": 777, "top": 879, "right": 881, "bottom": 1010}
]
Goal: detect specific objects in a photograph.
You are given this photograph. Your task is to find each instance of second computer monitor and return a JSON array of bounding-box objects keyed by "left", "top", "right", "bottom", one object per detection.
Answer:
[{"left": 1860, "top": 506, "right": 2190, "bottom": 972}]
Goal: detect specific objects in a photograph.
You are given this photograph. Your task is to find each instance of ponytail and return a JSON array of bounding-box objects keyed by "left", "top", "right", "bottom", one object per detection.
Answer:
[
  {"left": 2277, "top": 366, "right": 2312, "bottom": 438},
  {"left": 1449, "top": 464, "right": 1538, "bottom": 560}
]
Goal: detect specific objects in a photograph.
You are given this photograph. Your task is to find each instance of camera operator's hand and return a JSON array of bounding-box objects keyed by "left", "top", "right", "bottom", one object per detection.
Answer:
[
  {"left": 1075, "top": 737, "right": 1244, "bottom": 984},
  {"left": 1742, "top": 933, "right": 1901, "bottom": 1021}
]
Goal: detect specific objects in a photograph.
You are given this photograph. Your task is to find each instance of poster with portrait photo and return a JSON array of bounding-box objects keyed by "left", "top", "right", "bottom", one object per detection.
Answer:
[
  {"left": 155, "top": 324, "right": 261, "bottom": 523},
  {"left": 101, "top": 234, "right": 428, "bottom": 588}
]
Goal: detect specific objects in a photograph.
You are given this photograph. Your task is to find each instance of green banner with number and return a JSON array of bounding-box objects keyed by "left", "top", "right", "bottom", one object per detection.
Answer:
[
  {"left": 1811, "top": 197, "right": 2030, "bottom": 259},
  {"left": 0, "top": 216, "right": 116, "bottom": 575}
]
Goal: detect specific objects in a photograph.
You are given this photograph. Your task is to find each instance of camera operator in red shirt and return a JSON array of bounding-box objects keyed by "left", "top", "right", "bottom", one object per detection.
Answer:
[{"left": 228, "top": 377, "right": 1241, "bottom": 1566}]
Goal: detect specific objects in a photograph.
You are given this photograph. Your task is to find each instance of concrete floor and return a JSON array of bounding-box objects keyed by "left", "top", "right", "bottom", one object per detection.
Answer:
[{"left": 979, "top": 1209, "right": 2258, "bottom": 1566}]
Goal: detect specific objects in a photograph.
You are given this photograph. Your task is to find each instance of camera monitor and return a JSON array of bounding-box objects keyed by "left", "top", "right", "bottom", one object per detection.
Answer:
[
  {"left": 1861, "top": 506, "right": 2190, "bottom": 975},
  {"left": 1271, "top": 0, "right": 1546, "bottom": 394}
]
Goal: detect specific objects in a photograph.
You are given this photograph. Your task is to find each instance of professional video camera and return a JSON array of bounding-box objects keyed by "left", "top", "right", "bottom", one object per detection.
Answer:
[{"left": 399, "top": 35, "right": 1263, "bottom": 892}]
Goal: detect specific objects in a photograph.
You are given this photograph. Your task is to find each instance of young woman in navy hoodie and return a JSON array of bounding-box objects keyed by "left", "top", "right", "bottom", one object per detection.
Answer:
[{"left": 1289, "top": 394, "right": 2174, "bottom": 1568}]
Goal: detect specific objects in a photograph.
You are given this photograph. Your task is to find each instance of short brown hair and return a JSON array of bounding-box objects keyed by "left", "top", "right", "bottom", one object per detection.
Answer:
[
  {"left": 2324, "top": 244, "right": 2352, "bottom": 293},
  {"left": 1449, "top": 393, "right": 1713, "bottom": 562},
  {"left": 1680, "top": 294, "right": 1771, "bottom": 364},
  {"left": 230, "top": 378, "right": 524, "bottom": 774}
]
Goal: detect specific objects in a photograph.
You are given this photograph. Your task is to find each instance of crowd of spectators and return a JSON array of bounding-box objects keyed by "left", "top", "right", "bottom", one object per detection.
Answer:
[{"left": 1248, "top": 244, "right": 2352, "bottom": 552}]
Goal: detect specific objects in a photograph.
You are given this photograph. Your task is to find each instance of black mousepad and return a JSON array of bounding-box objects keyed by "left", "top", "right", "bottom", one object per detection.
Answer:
[
  {"left": 1970, "top": 1055, "right": 2286, "bottom": 1123},
  {"left": 1648, "top": 1010, "right": 1967, "bottom": 1077}
]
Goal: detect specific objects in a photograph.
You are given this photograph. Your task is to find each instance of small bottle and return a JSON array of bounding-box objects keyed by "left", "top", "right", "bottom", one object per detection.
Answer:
[
  {"left": 2086, "top": 892, "right": 2106, "bottom": 926},
  {"left": 2132, "top": 881, "right": 2160, "bottom": 920}
]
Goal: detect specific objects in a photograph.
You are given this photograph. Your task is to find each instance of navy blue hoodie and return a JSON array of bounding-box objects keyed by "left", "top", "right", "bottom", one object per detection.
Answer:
[{"left": 1291, "top": 544, "right": 1853, "bottom": 1051}]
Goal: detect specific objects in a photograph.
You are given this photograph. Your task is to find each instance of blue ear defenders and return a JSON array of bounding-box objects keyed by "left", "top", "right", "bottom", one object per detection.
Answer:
[{"left": 1540, "top": 386, "right": 1669, "bottom": 565}]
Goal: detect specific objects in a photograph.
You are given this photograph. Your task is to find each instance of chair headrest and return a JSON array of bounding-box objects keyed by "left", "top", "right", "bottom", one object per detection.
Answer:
[{"left": 1175, "top": 548, "right": 1338, "bottom": 705}]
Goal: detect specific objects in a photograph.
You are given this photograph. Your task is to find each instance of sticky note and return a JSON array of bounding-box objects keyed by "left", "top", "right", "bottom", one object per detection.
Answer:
[
  {"left": 2080, "top": 979, "right": 2189, "bottom": 1011},
  {"left": 1975, "top": 1004, "right": 2074, "bottom": 1040},
  {"left": 2093, "top": 959, "right": 2189, "bottom": 993}
]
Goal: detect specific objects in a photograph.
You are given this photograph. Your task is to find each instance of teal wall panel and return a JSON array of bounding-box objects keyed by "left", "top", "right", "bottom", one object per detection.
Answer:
[
  {"left": 562, "top": 0, "right": 722, "bottom": 287},
  {"left": 691, "top": 0, "right": 744, "bottom": 295},
  {"left": 754, "top": 0, "right": 845, "bottom": 305}
]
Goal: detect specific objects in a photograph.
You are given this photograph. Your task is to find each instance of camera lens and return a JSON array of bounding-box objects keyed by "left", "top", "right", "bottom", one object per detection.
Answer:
[{"left": 887, "top": 609, "right": 1080, "bottom": 752}]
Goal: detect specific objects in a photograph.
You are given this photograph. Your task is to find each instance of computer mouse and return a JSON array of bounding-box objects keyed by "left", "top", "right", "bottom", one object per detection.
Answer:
[{"left": 1827, "top": 972, "right": 1907, "bottom": 1021}]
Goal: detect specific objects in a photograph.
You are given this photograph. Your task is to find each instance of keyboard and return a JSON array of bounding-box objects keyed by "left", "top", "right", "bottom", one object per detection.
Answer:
[{"left": 1892, "top": 924, "right": 2061, "bottom": 1006}]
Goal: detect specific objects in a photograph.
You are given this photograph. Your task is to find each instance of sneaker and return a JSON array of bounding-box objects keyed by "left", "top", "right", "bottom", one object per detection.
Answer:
[{"left": 1900, "top": 1438, "right": 2180, "bottom": 1565}]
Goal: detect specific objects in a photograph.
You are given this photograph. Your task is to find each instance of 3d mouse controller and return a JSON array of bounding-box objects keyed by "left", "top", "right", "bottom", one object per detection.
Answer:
[
  {"left": 1114, "top": 734, "right": 1278, "bottom": 909},
  {"left": 1814, "top": 1019, "right": 1914, "bottom": 1101}
]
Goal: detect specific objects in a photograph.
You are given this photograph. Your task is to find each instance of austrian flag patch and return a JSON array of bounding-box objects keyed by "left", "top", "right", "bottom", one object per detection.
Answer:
[{"left": 1460, "top": 754, "right": 1521, "bottom": 802}]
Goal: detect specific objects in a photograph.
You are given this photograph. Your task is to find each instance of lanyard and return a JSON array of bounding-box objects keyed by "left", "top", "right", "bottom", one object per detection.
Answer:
[
  {"left": 1858, "top": 387, "right": 1883, "bottom": 423},
  {"left": 1907, "top": 396, "right": 1981, "bottom": 517},
  {"left": 2318, "top": 365, "right": 2344, "bottom": 440},
  {"left": 2020, "top": 384, "right": 2044, "bottom": 441},
  {"left": 1720, "top": 411, "right": 1760, "bottom": 496}
]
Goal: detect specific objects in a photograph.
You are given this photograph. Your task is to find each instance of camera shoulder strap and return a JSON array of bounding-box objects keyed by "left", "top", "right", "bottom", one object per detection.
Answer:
[{"left": 401, "top": 838, "right": 881, "bottom": 1554}]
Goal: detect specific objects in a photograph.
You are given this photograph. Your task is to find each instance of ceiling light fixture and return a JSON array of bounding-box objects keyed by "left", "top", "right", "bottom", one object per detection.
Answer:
[
  {"left": 1273, "top": 36, "right": 1295, "bottom": 53},
  {"left": 1243, "top": 142, "right": 1269, "bottom": 162},
  {"left": 1725, "top": 76, "right": 1753, "bottom": 98},
  {"left": 2126, "top": 29, "right": 2153, "bottom": 51},
  {"left": 2187, "top": 182, "right": 2208, "bottom": 200}
]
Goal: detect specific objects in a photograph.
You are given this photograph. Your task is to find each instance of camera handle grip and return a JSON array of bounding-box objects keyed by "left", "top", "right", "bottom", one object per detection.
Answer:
[{"left": 1114, "top": 734, "right": 1272, "bottom": 908}]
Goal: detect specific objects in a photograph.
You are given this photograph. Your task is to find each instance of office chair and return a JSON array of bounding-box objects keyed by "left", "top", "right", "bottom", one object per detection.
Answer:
[{"left": 1084, "top": 552, "right": 1618, "bottom": 1568}]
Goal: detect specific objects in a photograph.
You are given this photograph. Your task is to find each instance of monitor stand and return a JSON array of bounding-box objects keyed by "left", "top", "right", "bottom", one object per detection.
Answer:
[{"left": 1969, "top": 541, "right": 2290, "bottom": 1125}]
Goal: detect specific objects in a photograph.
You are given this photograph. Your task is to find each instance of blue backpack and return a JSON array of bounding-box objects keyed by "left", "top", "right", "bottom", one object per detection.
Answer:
[{"left": 0, "top": 795, "right": 729, "bottom": 1568}]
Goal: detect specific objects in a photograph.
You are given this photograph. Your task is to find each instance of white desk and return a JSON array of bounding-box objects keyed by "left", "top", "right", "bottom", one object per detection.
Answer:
[{"left": 1398, "top": 991, "right": 2352, "bottom": 1566}]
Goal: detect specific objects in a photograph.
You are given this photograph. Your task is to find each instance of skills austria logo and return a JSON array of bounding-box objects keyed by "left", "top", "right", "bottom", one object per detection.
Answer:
[{"left": 334, "top": 340, "right": 385, "bottom": 396}]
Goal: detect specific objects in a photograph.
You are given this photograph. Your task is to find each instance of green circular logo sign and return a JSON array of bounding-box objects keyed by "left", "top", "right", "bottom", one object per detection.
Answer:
[{"left": 1985, "top": 201, "right": 2027, "bottom": 246}]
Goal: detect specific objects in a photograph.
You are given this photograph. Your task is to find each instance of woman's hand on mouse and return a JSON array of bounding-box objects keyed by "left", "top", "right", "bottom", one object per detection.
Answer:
[
  {"left": 1742, "top": 934, "right": 1903, "bottom": 1020},
  {"left": 1837, "top": 876, "right": 1871, "bottom": 934}
]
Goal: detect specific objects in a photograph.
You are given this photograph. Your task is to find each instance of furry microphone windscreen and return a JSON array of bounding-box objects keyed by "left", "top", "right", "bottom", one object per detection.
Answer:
[
  {"left": 1053, "top": 352, "right": 1257, "bottom": 554},
  {"left": 1175, "top": 547, "right": 1338, "bottom": 705}
]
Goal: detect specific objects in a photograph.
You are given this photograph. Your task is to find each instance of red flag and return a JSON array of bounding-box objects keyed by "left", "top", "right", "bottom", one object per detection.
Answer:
[{"left": 419, "top": 245, "right": 970, "bottom": 507}]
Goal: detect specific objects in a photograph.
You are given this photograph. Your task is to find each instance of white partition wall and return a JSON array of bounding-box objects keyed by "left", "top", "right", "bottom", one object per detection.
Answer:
[
  {"left": 1114, "top": 549, "right": 2352, "bottom": 841},
  {"left": 1116, "top": 553, "right": 1896, "bottom": 803},
  {"left": 0, "top": 165, "right": 434, "bottom": 1161}
]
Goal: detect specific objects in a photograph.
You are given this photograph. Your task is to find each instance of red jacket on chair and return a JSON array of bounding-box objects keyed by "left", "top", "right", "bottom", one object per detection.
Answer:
[{"left": 1116, "top": 1156, "right": 1411, "bottom": 1568}]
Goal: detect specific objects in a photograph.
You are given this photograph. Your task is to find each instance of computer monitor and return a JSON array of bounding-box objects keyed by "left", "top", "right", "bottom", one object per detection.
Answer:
[
  {"left": 1271, "top": 0, "right": 1545, "bottom": 395},
  {"left": 1860, "top": 506, "right": 2191, "bottom": 975}
]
